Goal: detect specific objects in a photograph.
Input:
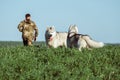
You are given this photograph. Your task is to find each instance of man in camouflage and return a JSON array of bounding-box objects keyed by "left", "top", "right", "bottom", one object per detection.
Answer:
[{"left": 18, "top": 13, "right": 38, "bottom": 46}]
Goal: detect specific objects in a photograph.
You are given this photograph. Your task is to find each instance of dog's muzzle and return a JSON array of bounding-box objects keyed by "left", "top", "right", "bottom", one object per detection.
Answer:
[{"left": 48, "top": 34, "right": 53, "bottom": 41}]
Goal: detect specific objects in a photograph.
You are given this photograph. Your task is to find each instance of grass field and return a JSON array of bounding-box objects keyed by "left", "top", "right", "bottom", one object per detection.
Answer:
[{"left": 0, "top": 41, "right": 120, "bottom": 80}]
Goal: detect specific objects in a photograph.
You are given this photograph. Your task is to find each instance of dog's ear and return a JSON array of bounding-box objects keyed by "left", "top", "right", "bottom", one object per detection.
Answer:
[
  {"left": 46, "top": 27, "right": 49, "bottom": 31},
  {"left": 74, "top": 25, "right": 79, "bottom": 33},
  {"left": 69, "top": 25, "right": 72, "bottom": 30},
  {"left": 52, "top": 26, "right": 55, "bottom": 30},
  {"left": 74, "top": 24, "right": 77, "bottom": 26},
  {"left": 52, "top": 26, "right": 55, "bottom": 28}
]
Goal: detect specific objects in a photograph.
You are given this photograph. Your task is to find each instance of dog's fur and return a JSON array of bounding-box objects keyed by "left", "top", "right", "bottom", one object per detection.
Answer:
[
  {"left": 45, "top": 26, "right": 68, "bottom": 48},
  {"left": 67, "top": 25, "right": 104, "bottom": 51}
]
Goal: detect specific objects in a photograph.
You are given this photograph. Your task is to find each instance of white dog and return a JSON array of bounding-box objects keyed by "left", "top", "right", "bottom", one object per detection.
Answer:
[
  {"left": 67, "top": 25, "right": 104, "bottom": 51},
  {"left": 45, "top": 26, "right": 68, "bottom": 48}
]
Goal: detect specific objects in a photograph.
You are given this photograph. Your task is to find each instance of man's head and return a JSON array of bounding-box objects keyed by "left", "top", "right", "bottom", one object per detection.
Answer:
[{"left": 25, "top": 13, "right": 31, "bottom": 21}]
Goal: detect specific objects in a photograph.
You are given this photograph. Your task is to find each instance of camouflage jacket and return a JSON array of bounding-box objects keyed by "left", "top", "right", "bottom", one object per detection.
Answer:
[{"left": 18, "top": 20, "right": 38, "bottom": 37}]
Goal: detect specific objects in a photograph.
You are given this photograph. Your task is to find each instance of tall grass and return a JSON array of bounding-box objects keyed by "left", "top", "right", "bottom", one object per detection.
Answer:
[{"left": 0, "top": 42, "right": 120, "bottom": 80}]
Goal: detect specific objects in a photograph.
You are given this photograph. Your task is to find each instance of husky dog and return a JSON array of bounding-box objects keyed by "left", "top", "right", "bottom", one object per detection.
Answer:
[
  {"left": 45, "top": 26, "right": 68, "bottom": 48},
  {"left": 67, "top": 25, "right": 104, "bottom": 51}
]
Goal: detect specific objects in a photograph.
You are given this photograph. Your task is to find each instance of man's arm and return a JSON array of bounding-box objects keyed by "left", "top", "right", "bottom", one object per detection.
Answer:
[
  {"left": 34, "top": 29, "right": 38, "bottom": 41},
  {"left": 33, "top": 22, "right": 39, "bottom": 41},
  {"left": 18, "top": 21, "right": 24, "bottom": 32}
]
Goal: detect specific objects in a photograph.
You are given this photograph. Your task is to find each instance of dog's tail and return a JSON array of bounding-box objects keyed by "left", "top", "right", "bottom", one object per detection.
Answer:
[{"left": 82, "top": 35, "right": 104, "bottom": 48}]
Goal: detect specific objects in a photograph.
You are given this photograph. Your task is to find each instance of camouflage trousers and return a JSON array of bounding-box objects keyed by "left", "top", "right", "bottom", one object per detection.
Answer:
[{"left": 22, "top": 32, "right": 34, "bottom": 46}]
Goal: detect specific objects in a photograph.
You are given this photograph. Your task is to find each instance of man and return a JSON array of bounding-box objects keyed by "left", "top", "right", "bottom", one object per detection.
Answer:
[{"left": 18, "top": 13, "right": 38, "bottom": 46}]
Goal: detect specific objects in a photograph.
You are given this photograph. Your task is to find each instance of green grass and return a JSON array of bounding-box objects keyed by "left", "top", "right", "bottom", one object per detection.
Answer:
[{"left": 0, "top": 42, "right": 120, "bottom": 80}]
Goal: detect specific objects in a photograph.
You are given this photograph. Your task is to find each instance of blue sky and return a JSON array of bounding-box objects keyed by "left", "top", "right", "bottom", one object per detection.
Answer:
[{"left": 0, "top": 0, "right": 120, "bottom": 43}]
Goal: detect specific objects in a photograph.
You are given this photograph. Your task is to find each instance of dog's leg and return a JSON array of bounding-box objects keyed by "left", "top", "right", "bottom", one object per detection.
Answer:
[
  {"left": 79, "top": 47, "right": 82, "bottom": 51},
  {"left": 87, "top": 46, "right": 92, "bottom": 50}
]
